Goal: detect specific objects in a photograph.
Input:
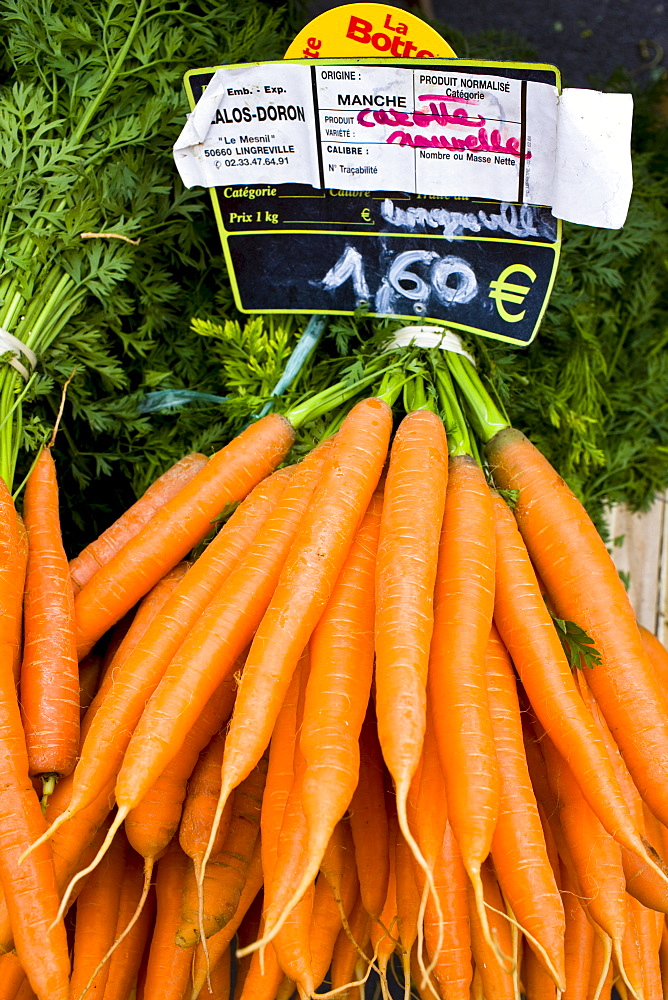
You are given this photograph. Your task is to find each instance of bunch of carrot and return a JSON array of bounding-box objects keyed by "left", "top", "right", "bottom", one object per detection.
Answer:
[{"left": 2, "top": 352, "right": 668, "bottom": 1000}]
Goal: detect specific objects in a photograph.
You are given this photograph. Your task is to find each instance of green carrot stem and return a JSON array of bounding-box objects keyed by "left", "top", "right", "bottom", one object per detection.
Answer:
[
  {"left": 445, "top": 353, "right": 509, "bottom": 443},
  {"left": 433, "top": 365, "right": 474, "bottom": 459}
]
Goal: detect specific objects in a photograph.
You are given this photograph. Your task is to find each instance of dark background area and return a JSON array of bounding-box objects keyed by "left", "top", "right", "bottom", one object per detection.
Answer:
[{"left": 303, "top": 0, "right": 667, "bottom": 89}]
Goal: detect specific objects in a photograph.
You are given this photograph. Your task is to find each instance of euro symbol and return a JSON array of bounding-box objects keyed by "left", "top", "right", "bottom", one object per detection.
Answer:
[
  {"left": 488, "top": 263, "right": 537, "bottom": 323},
  {"left": 361, "top": 208, "right": 371, "bottom": 222}
]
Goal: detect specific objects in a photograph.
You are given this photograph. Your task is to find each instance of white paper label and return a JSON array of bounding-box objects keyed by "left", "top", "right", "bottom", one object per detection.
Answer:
[{"left": 174, "top": 62, "right": 633, "bottom": 230}]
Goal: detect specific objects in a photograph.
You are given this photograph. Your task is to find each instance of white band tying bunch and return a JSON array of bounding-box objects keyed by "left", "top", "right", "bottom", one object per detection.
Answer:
[
  {"left": 0, "top": 329, "right": 37, "bottom": 380},
  {"left": 388, "top": 326, "right": 476, "bottom": 365}
]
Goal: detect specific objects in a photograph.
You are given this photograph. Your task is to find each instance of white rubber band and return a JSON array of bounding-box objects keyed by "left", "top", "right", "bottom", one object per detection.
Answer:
[
  {"left": 0, "top": 329, "right": 37, "bottom": 380},
  {"left": 387, "top": 326, "right": 476, "bottom": 365}
]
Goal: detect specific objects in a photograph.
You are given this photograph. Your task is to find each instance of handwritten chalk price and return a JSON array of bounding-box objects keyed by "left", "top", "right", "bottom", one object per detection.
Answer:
[{"left": 320, "top": 245, "right": 480, "bottom": 317}]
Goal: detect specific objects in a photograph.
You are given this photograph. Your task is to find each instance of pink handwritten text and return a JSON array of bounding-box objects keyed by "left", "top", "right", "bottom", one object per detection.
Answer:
[{"left": 386, "top": 127, "right": 531, "bottom": 159}]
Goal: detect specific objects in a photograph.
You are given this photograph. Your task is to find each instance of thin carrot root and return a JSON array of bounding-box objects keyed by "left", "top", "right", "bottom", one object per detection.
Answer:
[
  {"left": 395, "top": 791, "right": 443, "bottom": 984},
  {"left": 237, "top": 866, "right": 315, "bottom": 959},
  {"left": 196, "top": 860, "right": 213, "bottom": 996},
  {"left": 591, "top": 934, "right": 613, "bottom": 1000},
  {"left": 51, "top": 806, "right": 128, "bottom": 929},
  {"left": 73, "top": 856, "right": 153, "bottom": 1000},
  {"left": 613, "top": 939, "right": 644, "bottom": 1000},
  {"left": 484, "top": 897, "right": 563, "bottom": 990},
  {"left": 414, "top": 883, "right": 439, "bottom": 1000},
  {"left": 18, "top": 807, "right": 72, "bottom": 865},
  {"left": 469, "top": 869, "right": 511, "bottom": 973},
  {"left": 311, "top": 940, "right": 380, "bottom": 999}
]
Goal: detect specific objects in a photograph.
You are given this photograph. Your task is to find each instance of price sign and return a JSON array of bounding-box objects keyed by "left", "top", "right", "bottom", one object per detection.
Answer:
[{"left": 184, "top": 59, "right": 561, "bottom": 346}]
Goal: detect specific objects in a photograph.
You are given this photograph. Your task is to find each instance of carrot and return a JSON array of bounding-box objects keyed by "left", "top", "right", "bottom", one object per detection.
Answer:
[
  {"left": 179, "top": 732, "right": 233, "bottom": 875},
  {"left": 329, "top": 892, "right": 373, "bottom": 1000},
  {"left": 205, "top": 398, "right": 391, "bottom": 885},
  {"left": 0, "top": 953, "right": 28, "bottom": 1000},
  {"left": 394, "top": 820, "right": 422, "bottom": 998},
  {"left": 467, "top": 859, "right": 515, "bottom": 1000},
  {"left": 83, "top": 561, "right": 189, "bottom": 730},
  {"left": 237, "top": 937, "right": 285, "bottom": 1000},
  {"left": 487, "top": 426, "right": 668, "bottom": 830},
  {"left": 587, "top": 931, "right": 613, "bottom": 1000},
  {"left": 375, "top": 408, "right": 448, "bottom": 901},
  {"left": 490, "top": 491, "right": 659, "bottom": 879},
  {"left": 78, "top": 652, "right": 102, "bottom": 718},
  {"left": 31, "top": 467, "right": 290, "bottom": 862},
  {"left": 0, "top": 477, "right": 26, "bottom": 689},
  {"left": 189, "top": 839, "right": 264, "bottom": 999},
  {"left": 74, "top": 411, "right": 295, "bottom": 657},
  {"left": 310, "top": 839, "right": 359, "bottom": 991},
  {"left": 630, "top": 894, "right": 663, "bottom": 1000},
  {"left": 233, "top": 890, "right": 264, "bottom": 1000},
  {"left": 423, "top": 822, "right": 472, "bottom": 1000},
  {"left": 96, "top": 849, "right": 156, "bottom": 1000},
  {"left": 255, "top": 492, "right": 382, "bottom": 947},
  {"left": 142, "top": 840, "right": 194, "bottom": 1000},
  {"left": 203, "top": 943, "right": 231, "bottom": 1000},
  {"left": 486, "top": 625, "right": 565, "bottom": 990},
  {"left": 576, "top": 672, "right": 668, "bottom": 914},
  {"left": 639, "top": 625, "right": 668, "bottom": 692},
  {"left": 0, "top": 616, "right": 69, "bottom": 996},
  {"left": 523, "top": 940, "right": 558, "bottom": 1000},
  {"left": 369, "top": 815, "right": 399, "bottom": 1000},
  {"left": 109, "top": 438, "right": 331, "bottom": 844},
  {"left": 348, "top": 710, "right": 391, "bottom": 922},
  {"left": 427, "top": 454, "right": 497, "bottom": 956},
  {"left": 69, "top": 823, "right": 128, "bottom": 1000},
  {"left": 260, "top": 654, "right": 304, "bottom": 891},
  {"left": 539, "top": 728, "right": 629, "bottom": 990},
  {"left": 406, "top": 701, "right": 447, "bottom": 885},
  {"left": 177, "top": 754, "right": 267, "bottom": 947},
  {"left": 561, "top": 868, "right": 594, "bottom": 1000},
  {"left": 69, "top": 452, "right": 209, "bottom": 594},
  {"left": 20, "top": 448, "right": 79, "bottom": 785},
  {"left": 125, "top": 675, "right": 236, "bottom": 862}
]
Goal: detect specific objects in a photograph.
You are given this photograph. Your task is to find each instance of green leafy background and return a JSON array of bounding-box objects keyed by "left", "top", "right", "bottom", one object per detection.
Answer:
[{"left": 1, "top": 0, "right": 666, "bottom": 551}]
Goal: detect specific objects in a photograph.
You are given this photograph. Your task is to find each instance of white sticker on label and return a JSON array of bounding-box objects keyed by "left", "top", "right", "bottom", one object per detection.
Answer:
[
  {"left": 173, "top": 63, "right": 633, "bottom": 230},
  {"left": 173, "top": 64, "right": 319, "bottom": 190}
]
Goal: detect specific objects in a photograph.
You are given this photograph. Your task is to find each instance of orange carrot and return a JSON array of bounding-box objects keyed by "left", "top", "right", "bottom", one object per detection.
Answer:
[
  {"left": 329, "top": 891, "right": 372, "bottom": 1000},
  {"left": 207, "top": 398, "right": 391, "bottom": 881},
  {"left": 0, "top": 599, "right": 69, "bottom": 997},
  {"left": 83, "top": 561, "right": 189, "bottom": 731},
  {"left": 486, "top": 626, "right": 565, "bottom": 989},
  {"left": 74, "top": 411, "right": 295, "bottom": 658},
  {"left": 0, "top": 480, "right": 27, "bottom": 689},
  {"left": 488, "top": 427, "right": 668, "bottom": 830},
  {"left": 177, "top": 754, "right": 267, "bottom": 947},
  {"left": 467, "top": 859, "right": 515, "bottom": 1000},
  {"left": 189, "top": 839, "right": 264, "bottom": 999},
  {"left": 427, "top": 454, "right": 497, "bottom": 952},
  {"left": 142, "top": 839, "right": 194, "bottom": 1000},
  {"left": 125, "top": 675, "right": 236, "bottom": 862},
  {"left": 539, "top": 729, "right": 629, "bottom": 989},
  {"left": 491, "top": 491, "right": 657, "bottom": 876},
  {"left": 0, "top": 953, "right": 28, "bottom": 1000},
  {"left": 375, "top": 408, "right": 448, "bottom": 897},
  {"left": 561, "top": 862, "right": 595, "bottom": 1000},
  {"left": 69, "top": 824, "right": 128, "bottom": 1000},
  {"left": 423, "top": 822, "right": 472, "bottom": 1000},
  {"left": 101, "top": 851, "right": 156, "bottom": 1000},
  {"left": 33, "top": 467, "right": 290, "bottom": 861},
  {"left": 111, "top": 439, "right": 331, "bottom": 834},
  {"left": 348, "top": 710, "right": 391, "bottom": 922},
  {"left": 78, "top": 652, "right": 102, "bottom": 718},
  {"left": 69, "top": 452, "right": 209, "bottom": 594},
  {"left": 180, "top": 732, "right": 234, "bottom": 878},
  {"left": 20, "top": 448, "right": 79, "bottom": 782},
  {"left": 640, "top": 625, "right": 668, "bottom": 692},
  {"left": 258, "top": 492, "right": 382, "bottom": 945}
]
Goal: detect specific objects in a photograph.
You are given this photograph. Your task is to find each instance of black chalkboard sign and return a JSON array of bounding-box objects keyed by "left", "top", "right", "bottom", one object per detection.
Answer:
[{"left": 185, "top": 60, "right": 561, "bottom": 346}]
